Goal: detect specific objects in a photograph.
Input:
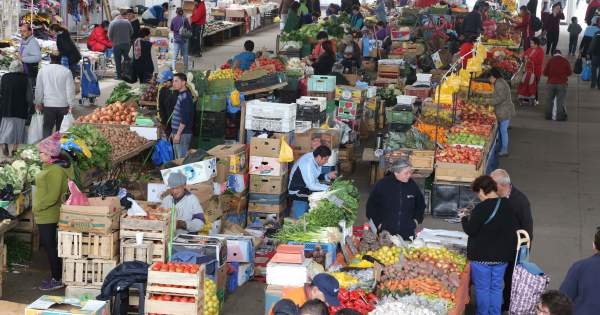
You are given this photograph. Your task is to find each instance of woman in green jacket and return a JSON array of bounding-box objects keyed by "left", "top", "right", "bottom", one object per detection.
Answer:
[
  {"left": 284, "top": 2, "right": 301, "bottom": 33},
  {"left": 34, "top": 132, "right": 74, "bottom": 290}
]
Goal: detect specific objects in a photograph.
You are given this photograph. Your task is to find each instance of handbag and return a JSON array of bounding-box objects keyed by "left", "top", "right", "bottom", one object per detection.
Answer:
[
  {"left": 179, "top": 20, "right": 193, "bottom": 39},
  {"left": 121, "top": 58, "right": 137, "bottom": 83},
  {"left": 510, "top": 246, "right": 550, "bottom": 314},
  {"left": 574, "top": 57, "right": 583, "bottom": 74},
  {"left": 581, "top": 61, "right": 592, "bottom": 81}
]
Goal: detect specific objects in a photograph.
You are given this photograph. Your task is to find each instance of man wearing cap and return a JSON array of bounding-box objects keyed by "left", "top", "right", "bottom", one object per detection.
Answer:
[
  {"left": 270, "top": 273, "right": 340, "bottom": 314},
  {"left": 161, "top": 172, "right": 205, "bottom": 235},
  {"left": 156, "top": 68, "right": 177, "bottom": 136},
  {"left": 366, "top": 159, "right": 426, "bottom": 240}
]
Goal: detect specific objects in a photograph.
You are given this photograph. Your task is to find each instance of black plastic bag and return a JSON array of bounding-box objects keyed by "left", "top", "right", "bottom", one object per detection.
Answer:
[
  {"left": 574, "top": 57, "right": 583, "bottom": 75},
  {"left": 121, "top": 59, "right": 137, "bottom": 83}
]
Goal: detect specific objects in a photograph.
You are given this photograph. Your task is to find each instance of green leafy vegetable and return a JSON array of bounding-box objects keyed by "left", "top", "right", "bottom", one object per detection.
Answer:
[
  {"left": 65, "top": 125, "right": 112, "bottom": 171},
  {"left": 106, "top": 82, "right": 134, "bottom": 104}
]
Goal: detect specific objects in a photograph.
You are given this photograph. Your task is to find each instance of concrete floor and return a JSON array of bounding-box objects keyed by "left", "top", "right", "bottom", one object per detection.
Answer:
[{"left": 2, "top": 16, "right": 598, "bottom": 315}]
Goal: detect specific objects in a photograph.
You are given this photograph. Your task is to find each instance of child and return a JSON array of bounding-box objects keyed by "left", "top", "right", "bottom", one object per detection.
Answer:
[{"left": 567, "top": 17, "right": 582, "bottom": 56}]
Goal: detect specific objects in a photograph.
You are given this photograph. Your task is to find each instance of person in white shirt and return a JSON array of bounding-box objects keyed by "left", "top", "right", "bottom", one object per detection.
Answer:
[
  {"left": 34, "top": 53, "right": 75, "bottom": 138},
  {"left": 160, "top": 172, "right": 205, "bottom": 235}
]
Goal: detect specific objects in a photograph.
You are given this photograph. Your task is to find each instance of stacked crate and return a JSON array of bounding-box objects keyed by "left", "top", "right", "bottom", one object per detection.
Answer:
[
  {"left": 248, "top": 137, "right": 289, "bottom": 227},
  {"left": 58, "top": 197, "right": 121, "bottom": 291},
  {"left": 307, "top": 75, "right": 336, "bottom": 114},
  {"left": 145, "top": 263, "right": 205, "bottom": 315},
  {"left": 375, "top": 60, "right": 403, "bottom": 87},
  {"left": 119, "top": 204, "right": 171, "bottom": 264},
  {"left": 196, "top": 79, "right": 232, "bottom": 149},
  {"left": 295, "top": 96, "right": 327, "bottom": 132}
]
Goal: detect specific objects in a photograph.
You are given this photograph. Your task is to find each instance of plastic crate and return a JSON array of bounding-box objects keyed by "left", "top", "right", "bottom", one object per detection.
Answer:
[
  {"left": 297, "top": 104, "right": 325, "bottom": 123},
  {"left": 199, "top": 94, "right": 228, "bottom": 112},
  {"left": 287, "top": 242, "right": 337, "bottom": 268},
  {"left": 195, "top": 136, "right": 225, "bottom": 150},
  {"left": 308, "top": 75, "right": 336, "bottom": 92},
  {"left": 405, "top": 86, "right": 431, "bottom": 101},
  {"left": 207, "top": 78, "right": 235, "bottom": 94},
  {"left": 385, "top": 108, "right": 414, "bottom": 124}
]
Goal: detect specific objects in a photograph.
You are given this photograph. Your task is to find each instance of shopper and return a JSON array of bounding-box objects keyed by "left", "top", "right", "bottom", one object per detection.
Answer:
[
  {"left": 458, "top": 36, "right": 476, "bottom": 69},
  {"left": 34, "top": 53, "right": 76, "bottom": 138},
  {"left": 283, "top": 2, "right": 301, "bottom": 33},
  {"left": 489, "top": 68, "right": 515, "bottom": 156},
  {"left": 341, "top": 0, "right": 359, "bottom": 14},
  {"left": 585, "top": 0, "right": 600, "bottom": 25},
  {"left": 461, "top": 175, "right": 517, "bottom": 315},
  {"left": 375, "top": 21, "right": 388, "bottom": 40},
  {"left": 310, "top": 0, "right": 321, "bottom": 20},
  {"left": 127, "top": 9, "right": 141, "bottom": 41},
  {"left": 312, "top": 40, "right": 336, "bottom": 75},
  {"left": 524, "top": 37, "right": 545, "bottom": 104},
  {"left": 338, "top": 34, "right": 361, "bottom": 67},
  {"left": 543, "top": 50, "right": 571, "bottom": 120},
  {"left": 559, "top": 228, "right": 600, "bottom": 314},
  {"left": 190, "top": 0, "right": 207, "bottom": 56},
  {"left": 568, "top": 17, "right": 583, "bottom": 56},
  {"left": 160, "top": 172, "right": 205, "bottom": 235},
  {"left": 0, "top": 61, "right": 32, "bottom": 156},
  {"left": 542, "top": 3, "right": 564, "bottom": 55},
  {"left": 588, "top": 30, "right": 600, "bottom": 89},
  {"left": 579, "top": 17, "right": 600, "bottom": 58},
  {"left": 231, "top": 40, "right": 256, "bottom": 71},
  {"left": 350, "top": 5, "right": 364, "bottom": 30},
  {"left": 108, "top": 10, "right": 133, "bottom": 80},
  {"left": 537, "top": 290, "right": 573, "bottom": 315},
  {"left": 514, "top": 6, "right": 534, "bottom": 51},
  {"left": 366, "top": 159, "right": 426, "bottom": 240},
  {"left": 142, "top": 2, "right": 168, "bottom": 26},
  {"left": 19, "top": 23, "right": 41, "bottom": 83},
  {"left": 34, "top": 133, "right": 74, "bottom": 291},
  {"left": 527, "top": 0, "right": 538, "bottom": 20},
  {"left": 490, "top": 168, "right": 533, "bottom": 312},
  {"left": 170, "top": 8, "right": 191, "bottom": 72},
  {"left": 280, "top": 0, "right": 295, "bottom": 29},
  {"left": 299, "top": 300, "right": 329, "bottom": 315},
  {"left": 299, "top": 0, "right": 312, "bottom": 24},
  {"left": 132, "top": 27, "right": 154, "bottom": 83},
  {"left": 310, "top": 31, "right": 330, "bottom": 61},
  {"left": 87, "top": 21, "right": 112, "bottom": 52},
  {"left": 157, "top": 68, "right": 176, "bottom": 136},
  {"left": 462, "top": 2, "right": 489, "bottom": 39},
  {"left": 326, "top": 3, "right": 341, "bottom": 16},
  {"left": 170, "top": 73, "right": 194, "bottom": 159},
  {"left": 49, "top": 24, "right": 81, "bottom": 77}
]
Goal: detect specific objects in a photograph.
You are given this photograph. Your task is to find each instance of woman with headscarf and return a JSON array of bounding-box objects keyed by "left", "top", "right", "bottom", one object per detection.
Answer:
[
  {"left": 132, "top": 27, "right": 154, "bottom": 83},
  {"left": 0, "top": 61, "right": 32, "bottom": 156},
  {"left": 49, "top": 24, "right": 82, "bottom": 77},
  {"left": 34, "top": 133, "right": 74, "bottom": 291}
]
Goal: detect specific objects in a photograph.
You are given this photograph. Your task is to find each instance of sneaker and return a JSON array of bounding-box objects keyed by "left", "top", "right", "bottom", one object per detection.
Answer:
[{"left": 39, "top": 278, "right": 65, "bottom": 291}]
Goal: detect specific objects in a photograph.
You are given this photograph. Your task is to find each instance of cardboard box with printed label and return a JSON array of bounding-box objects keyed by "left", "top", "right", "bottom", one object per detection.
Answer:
[
  {"left": 215, "top": 234, "right": 254, "bottom": 263},
  {"left": 201, "top": 196, "right": 222, "bottom": 223},
  {"left": 249, "top": 174, "right": 288, "bottom": 194},
  {"left": 250, "top": 138, "right": 281, "bottom": 158},
  {"left": 208, "top": 144, "right": 247, "bottom": 183},
  {"left": 249, "top": 156, "right": 287, "bottom": 176},
  {"left": 160, "top": 157, "right": 217, "bottom": 186},
  {"left": 25, "top": 295, "right": 108, "bottom": 315},
  {"left": 59, "top": 197, "right": 121, "bottom": 234}
]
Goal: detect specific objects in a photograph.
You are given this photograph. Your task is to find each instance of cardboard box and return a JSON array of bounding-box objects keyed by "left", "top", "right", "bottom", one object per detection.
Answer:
[
  {"left": 160, "top": 157, "right": 217, "bottom": 185},
  {"left": 129, "top": 126, "right": 159, "bottom": 141},
  {"left": 249, "top": 175, "right": 287, "bottom": 194},
  {"left": 147, "top": 182, "right": 168, "bottom": 203},
  {"left": 215, "top": 263, "right": 228, "bottom": 293},
  {"left": 250, "top": 137, "right": 281, "bottom": 158},
  {"left": 219, "top": 192, "right": 248, "bottom": 215},
  {"left": 25, "top": 295, "right": 108, "bottom": 315},
  {"left": 249, "top": 156, "right": 287, "bottom": 176},
  {"left": 266, "top": 259, "right": 310, "bottom": 287},
  {"left": 214, "top": 173, "right": 248, "bottom": 194},
  {"left": 188, "top": 181, "right": 214, "bottom": 204},
  {"left": 237, "top": 262, "right": 254, "bottom": 286},
  {"left": 248, "top": 200, "right": 286, "bottom": 213},
  {"left": 58, "top": 197, "right": 121, "bottom": 234},
  {"left": 150, "top": 27, "right": 170, "bottom": 37},
  {"left": 310, "top": 128, "right": 341, "bottom": 149},
  {"left": 201, "top": 196, "right": 222, "bottom": 223},
  {"left": 216, "top": 234, "right": 254, "bottom": 263},
  {"left": 208, "top": 144, "right": 247, "bottom": 182}
]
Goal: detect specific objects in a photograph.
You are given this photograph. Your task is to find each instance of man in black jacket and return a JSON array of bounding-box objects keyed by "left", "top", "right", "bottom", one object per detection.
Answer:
[
  {"left": 491, "top": 168, "right": 533, "bottom": 312},
  {"left": 462, "top": 2, "right": 489, "bottom": 39}
]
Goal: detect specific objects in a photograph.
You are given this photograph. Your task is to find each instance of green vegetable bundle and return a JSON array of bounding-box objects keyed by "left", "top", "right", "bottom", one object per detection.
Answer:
[
  {"left": 272, "top": 224, "right": 342, "bottom": 243},
  {"left": 106, "top": 82, "right": 134, "bottom": 104},
  {"left": 305, "top": 179, "right": 360, "bottom": 227},
  {"left": 65, "top": 125, "right": 112, "bottom": 171}
]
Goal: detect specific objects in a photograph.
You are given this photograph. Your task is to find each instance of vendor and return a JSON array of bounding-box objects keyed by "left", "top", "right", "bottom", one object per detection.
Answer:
[
  {"left": 326, "top": 3, "right": 341, "bottom": 16},
  {"left": 231, "top": 40, "right": 256, "bottom": 71},
  {"left": 350, "top": 5, "right": 364, "bottom": 30},
  {"left": 288, "top": 145, "right": 337, "bottom": 218},
  {"left": 157, "top": 68, "right": 176, "bottom": 136},
  {"left": 142, "top": 2, "right": 168, "bottom": 26},
  {"left": 160, "top": 172, "right": 205, "bottom": 235},
  {"left": 366, "top": 159, "right": 425, "bottom": 240},
  {"left": 87, "top": 21, "right": 113, "bottom": 52}
]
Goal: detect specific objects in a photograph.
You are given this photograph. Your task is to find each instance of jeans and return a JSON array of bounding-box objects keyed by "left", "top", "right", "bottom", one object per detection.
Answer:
[
  {"left": 38, "top": 223, "right": 62, "bottom": 280},
  {"left": 172, "top": 133, "right": 192, "bottom": 159},
  {"left": 546, "top": 84, "right": 567, "bottom": 120},
  {"left": 498, "top": 120, "right": 510, "bottom": 154},
  {"left": 113, "top": 43, "right": 131, "bottom": 79},
  {"left": 546, "top": 31, "right": 559, "bottom": 55},
  {"left": 569, "top": 34, "right": 578, "bottom": 55},
  {"left": 43, "top": 107, "right": 70, "bottom": 138},
  {"left": 172, "top": 41, "right": 189, "bottom": 72},
  {"left": 591, "top": 56, "right": 600, "bottom": 88},
  {"left": 471, "top": 262, "right": 508, "bottom": 315},
  {"left": 191, "top": 24, "right": 205, "bottom": 55}
]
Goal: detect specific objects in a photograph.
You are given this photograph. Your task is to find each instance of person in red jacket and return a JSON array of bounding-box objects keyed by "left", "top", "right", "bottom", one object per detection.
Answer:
[
  {"left": 87, "top": 21, "right": 112, "bottom": 52},
  {"left": 543, "top": 50, "right": 571, "bottom": 121},
  {"left": 513, "top": 6, "right": 533, "bottom": 51},
  {"left": 586, "top": 0, "right": 600, "bottom": 25},
  {"left": 524, "top": 37, "right": 544, "bottom": 104},
  {"left": 190, "top": 0, "right": 207, "bottom": 57}
]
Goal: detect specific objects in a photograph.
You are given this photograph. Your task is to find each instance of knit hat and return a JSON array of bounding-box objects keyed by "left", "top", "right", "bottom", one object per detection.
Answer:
[
  {"left": 111, "top": 10, "right": 121, "bottom": 19},
  {"left": 167, "top": 172, "right": 187, "bottom": 188},
  {"left": 157, "top": 68, "right": 174, "bottom": 83},
  {"left": 38, "top": 132, "right": 62, "bottom": 158}
]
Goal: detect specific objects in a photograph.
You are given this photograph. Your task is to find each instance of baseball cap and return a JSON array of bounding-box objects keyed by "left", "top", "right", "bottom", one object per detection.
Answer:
[
  {"left": 157, "top": 69, "right": 174, "bottom": 83},
  {"left": 166, "top": 172, "right": 187, "bottom": 188},
  {"left": 311, "top": 274, "right": 340, "bottom": 306},
  {"left": 273, "top": 299, "right": 299, "bottom": 315}
]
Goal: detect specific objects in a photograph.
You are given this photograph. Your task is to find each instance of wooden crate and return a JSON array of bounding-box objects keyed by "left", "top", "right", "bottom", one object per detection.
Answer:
[
  {"left": 435, "top": 161, "right": 484, "bottom": 183},
  {"left": 409, "top": 150, "right": 435, "bottom": 170},
  {"left": 57, "top": 231, "right": 119, "bottom": 260},
  {"left": 145, "top": 264, "right": 205, "bottom": 315},
  {"left": 62, "top": 258, "right": 118, "bottom": 287},
  {"left": 120, "top": 239, "right": 154, "bottom": 264},
  {"left": 121, "top": 237, "right": 167, "bottom": 263},
  {"left": 120, "top": 209, "right": 171, "bottom": 243},
  {"left": 145, "top": 295, "right": 203, "bottom": 315}
]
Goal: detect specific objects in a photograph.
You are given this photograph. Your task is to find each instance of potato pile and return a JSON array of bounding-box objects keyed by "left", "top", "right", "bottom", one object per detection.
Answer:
[
  {"left": 76, "top": 102, "right": 138, "bottom": 125},
  {"left": 96, "top": 125, "right": 151, "bottom": 160}
]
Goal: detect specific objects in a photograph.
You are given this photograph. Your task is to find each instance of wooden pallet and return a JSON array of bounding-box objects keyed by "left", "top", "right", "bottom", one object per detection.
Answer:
[
  {"left": 62, "top": 258, "right": 118, "bottom": 287},
  {"left": 57, "top": 231, "right": 119, "bottom": 260},
  {"left": 145, "top": 264, "right": 205, "bottom": 315},
  {"left": 120, "top": 239, "right": 154, "bottom": 264}
]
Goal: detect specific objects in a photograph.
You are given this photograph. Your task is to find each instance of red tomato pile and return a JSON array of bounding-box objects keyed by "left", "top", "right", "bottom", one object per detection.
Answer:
[
  {"left": 328, "top": 289, "right": 377, "bottom": 315},
  {"left": 250, "top": 57, "right": 285, "bottom": 72},
  {"left": 436, "top": 145, "right": 483, "bottom": 165},
  {"left": 148, "top": 294, "right": 196, "bottom": 303},
  {"left": 150, "top": 262, "right": 200, "bottom": 273}
]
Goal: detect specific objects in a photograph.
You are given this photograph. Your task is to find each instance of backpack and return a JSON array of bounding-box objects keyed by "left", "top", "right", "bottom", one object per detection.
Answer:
[{"left": 532, "top": 17, "right": 542, "bottom": 32}]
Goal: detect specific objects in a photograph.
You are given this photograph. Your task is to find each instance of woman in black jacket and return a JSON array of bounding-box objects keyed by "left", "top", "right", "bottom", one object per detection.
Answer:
[
  {"left": 49, "top": 24, "right": 81, "bottom": 77},
  {"left": 0, "top": 61, "right": 33, "bottom": 156},
  {"left": 312, "top": 40, "right": 336, "bottom": 75},
  {"left": 461, "top": 175, "right": 517, "bottom": 315},
  {"left": 132, "top": 28, "right": 154, "bottom": 83}
]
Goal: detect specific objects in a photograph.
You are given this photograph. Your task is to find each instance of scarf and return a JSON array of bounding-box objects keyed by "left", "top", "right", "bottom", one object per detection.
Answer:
[{"left": 134, "top": 38, "right": 142, "bottom": 60}]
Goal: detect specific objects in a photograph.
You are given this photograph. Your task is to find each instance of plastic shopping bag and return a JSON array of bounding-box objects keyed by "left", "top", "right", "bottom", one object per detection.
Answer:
[
  {"left": 59, "top": 112, "right": 75, "bottom": 133},
  {"left": 27, "top": 111, "right": 44, "bottom": 144},
  {"left": 279, "top": 137, "right": 294, "bottom": 162},
  {"left": 151, "top": 139, "right": 174, "bottom": 166},
  {"left": 66, "top": 180, "right": 89, "bottom": 206},
  {"left": 581, "top": 62, "right": 592, "bottom": 81}
]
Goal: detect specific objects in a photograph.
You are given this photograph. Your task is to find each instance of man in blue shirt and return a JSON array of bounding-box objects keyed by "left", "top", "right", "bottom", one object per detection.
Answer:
[
  {"left": 231, "top": 40, "right": 256, "bottom": 71},
  {"left": 170, "top": 73, "right": 194, "bottom": 159},
  {"left": 142, "top": 2, "right": 168, "bottom": 26},
  {"left": 559, "top": 228, "right": 600, "bottom": 315},
  {"left": 288, "top": 146, "right": 337, "bottom": 217}
]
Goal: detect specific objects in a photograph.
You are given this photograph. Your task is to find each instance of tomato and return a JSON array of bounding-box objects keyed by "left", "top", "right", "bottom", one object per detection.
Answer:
[
  {"left": 190, "top": 265, "right": 199, "bottom": 273},
  {"left": 151, "top": 265, "right": 160, "bottom": 271},
  {"left": 175, "top": 267, "right": 184, "bottom": 273},
  {"left": 172, "top": 296, "right": 181, "bottom": 302},
  {"left": 168, "top": 266, "right": 176, "bottom": 272},
  {"left": 161, "top": 295, "right": 172, "bottom": 301},
  {"left": 160, "top": 266, "right": 168, "bottom": 272}
]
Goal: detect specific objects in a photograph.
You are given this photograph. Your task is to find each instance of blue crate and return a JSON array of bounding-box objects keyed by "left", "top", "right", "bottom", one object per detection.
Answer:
[
  {"left": 248, "top": 193, "right": 286, "bottom": 205},
  {"left": 287, "top": 241, "right": 337, "bottom": 268}
]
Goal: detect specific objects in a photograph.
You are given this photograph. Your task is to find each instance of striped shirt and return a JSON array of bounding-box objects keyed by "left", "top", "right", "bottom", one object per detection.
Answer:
[{"left": 171, "top": 90, "right": 194, "bottom": 135}]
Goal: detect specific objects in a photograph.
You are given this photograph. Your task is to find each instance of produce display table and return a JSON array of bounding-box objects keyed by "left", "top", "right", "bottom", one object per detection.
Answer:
[
  {"left": 449, "top": 263, "right": 471, "bottom": 315},
  {"left": 204, "top": 22, "right": 244, "bottom": 47},
  {"left": 242, "top": 82, "right": 288, "bottom": 96}
]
